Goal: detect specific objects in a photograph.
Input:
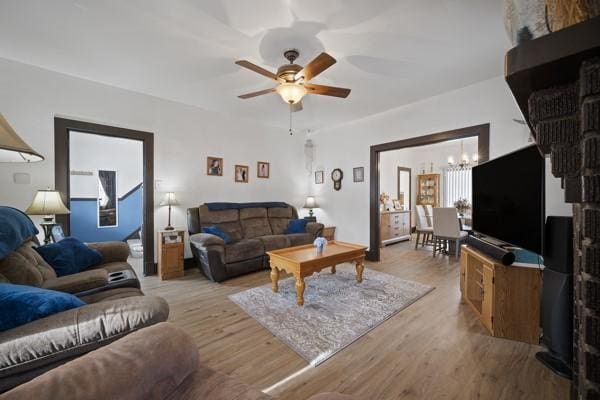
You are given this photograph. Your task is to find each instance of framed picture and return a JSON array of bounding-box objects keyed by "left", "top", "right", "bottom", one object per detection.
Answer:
[
  {"left": 393, "top": 199, "right": 402, "bottom": 210},
  {"left": 50, "top": 225, "right": 65, "bottom": 243},
  {"left": 315, "top": 170, "right": 324, "bottom": 184},
  {"left": 207, "top": 156, "right": 223, "bottom": 176},
  {"left": 98, "top": 170, "right": 118, "bottom": 228},
  {"left": 235, "top": 165, "right": 249, "bottom": 183},
  {"left": 257, "top": 161, "right": 270, "bottom": 178},
  {"left": 353, "top": 167, "right": 364, "bottom": 182}
]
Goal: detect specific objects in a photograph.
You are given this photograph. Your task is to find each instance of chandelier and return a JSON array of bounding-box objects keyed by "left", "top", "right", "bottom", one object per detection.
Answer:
[{"left": 448, "top": 140, "right": 478, "bottom": 169}]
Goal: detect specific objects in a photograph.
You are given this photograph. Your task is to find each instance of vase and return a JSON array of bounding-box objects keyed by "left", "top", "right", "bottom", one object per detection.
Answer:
[
  {"left": 504, "top": 0, "right": 550, "bottom": 46},
  {"left": 316, "top": 243, "right": 325, "bottom": 254}
]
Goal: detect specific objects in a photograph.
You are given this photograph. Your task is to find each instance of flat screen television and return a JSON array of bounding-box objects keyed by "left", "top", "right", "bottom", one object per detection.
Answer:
[{"left": 472, "top": 145, "right": 545, "bottom": 254}]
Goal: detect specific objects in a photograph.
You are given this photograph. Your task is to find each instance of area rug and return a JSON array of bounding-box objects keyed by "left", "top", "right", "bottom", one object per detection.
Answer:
[{"left": 229, "top": 265, "right": 434, "bottom": 366}]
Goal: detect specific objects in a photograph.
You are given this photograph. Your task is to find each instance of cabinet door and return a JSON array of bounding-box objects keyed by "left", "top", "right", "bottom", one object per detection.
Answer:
[
  {"left": 163, "top": 245, "right": 182, "bottom": 272},
  {"left": 460, "top": 253, "right": 467, "bottom": 298},
  {"left": 400, "top": 213, "right": 410, "bottom": 235},
  {"left": 480, "top": 265, "right": 494, "bottom": 333},
  {"left": 381, "top": 213, "right": 391, "bottom": 226}
]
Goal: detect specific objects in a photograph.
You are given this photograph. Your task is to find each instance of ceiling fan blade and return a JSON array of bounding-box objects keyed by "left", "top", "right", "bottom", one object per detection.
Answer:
[
  {"left": 235, "top": 60, "right": 278, "bottom": 80},
  {"left": 237, "top": 88, "right": 276, "bottom": 99},
  {"left": 291, "top": 101, "right": 303, "bottom": 112},
  {"left": 295, "top": 52, "right": 336, "bottom": 82},
  {"left": 304, "top": 83, "right": 351, "bottom": 98}
]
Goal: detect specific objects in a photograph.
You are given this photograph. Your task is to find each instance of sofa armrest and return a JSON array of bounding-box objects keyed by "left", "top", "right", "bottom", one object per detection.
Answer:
[
  {"left": 189, "top": 232, "right": 225, "bottom": 248},
  {"left": 86, "top": 241, "right": 129, "bottom": 263},
  {"left": 0, "top": 322, "right": 196, "bottom": 400},
  {"left": 42, "top": 269, "right": 109, "bottom": 294},
  {"left": 0, "top": 296, "right": 169, "bottom": 384},
  {"left": 306, "top": 222, "right": 325, "bottom": 238}
]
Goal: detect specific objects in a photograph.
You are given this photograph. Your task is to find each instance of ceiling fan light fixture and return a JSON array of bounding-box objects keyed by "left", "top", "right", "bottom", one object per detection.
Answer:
[{"left": 276, "top": 83, "right": 307, "bottom": 104}]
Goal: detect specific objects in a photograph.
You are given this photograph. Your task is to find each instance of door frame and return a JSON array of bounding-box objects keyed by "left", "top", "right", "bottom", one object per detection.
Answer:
[
  {"left": 54, "top": 118, "right": 156, "bottom": 275},
  {"left": 397, "top": 166, "right": 412, "bottom": 229},
  {"left": 368, "top": 123, "right": 490, "bottom": 261}
]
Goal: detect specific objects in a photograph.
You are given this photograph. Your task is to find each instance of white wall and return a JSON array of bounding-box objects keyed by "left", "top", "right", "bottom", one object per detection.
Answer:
[
  {"left": 379, "top": 150, "right": 413, "bottom": 204},
  {"left": 308, "top": 76, "right": 571, "bottom": 247},
  {"left": 70, "top": 131, "right": 143, "bottom": 198},
  {"left": 0, "top": 58, "right": 308, "bottom": 257}
]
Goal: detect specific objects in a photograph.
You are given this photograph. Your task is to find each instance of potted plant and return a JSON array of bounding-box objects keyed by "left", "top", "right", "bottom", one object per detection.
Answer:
[
  {"left": 454, "top": 198, "right": 471, "bottom": 217},
  {"left": 379, "top": 192, "right": 390, "bottom": 211}
]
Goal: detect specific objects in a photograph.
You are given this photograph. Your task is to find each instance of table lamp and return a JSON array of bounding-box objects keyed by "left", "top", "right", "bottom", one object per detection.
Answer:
[
  {"left": 160, "top": 192, "right": 179, "bottom": 231},
  {"left": 0, "top": 113, "right": 44, "bottom": 162},
  {"left": 303, "top": 196, "right": 319, "bottom": 221},
  {"left": 25, "top": 189, "right": 70, "bottom": 244}
]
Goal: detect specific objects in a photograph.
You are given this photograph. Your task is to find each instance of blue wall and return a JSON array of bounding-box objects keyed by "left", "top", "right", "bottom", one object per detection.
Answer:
[{"left": 70, "top": 185, "right": 142, "bottom": 243}]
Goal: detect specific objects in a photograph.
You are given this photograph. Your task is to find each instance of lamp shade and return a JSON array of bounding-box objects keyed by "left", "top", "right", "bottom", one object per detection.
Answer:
[
  {"left": 25, "top": 190, "right": 70, "bottom": 215},
  {"left": 159, "top": 192, "right": 179, "bottom": 206},
  {"left": 276, "top": 83, "right": 307, "bottom": 104},
  {"left": 0, "top": 113, "right": 44, "bottom": 163},
  {"left": 303, "top": 196, "right": 319, "bottom": 209}
]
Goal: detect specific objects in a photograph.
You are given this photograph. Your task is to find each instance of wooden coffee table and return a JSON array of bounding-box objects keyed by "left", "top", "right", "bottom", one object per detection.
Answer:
[{"left": 266, "top": 240, "right": 367, "bottom": 306}]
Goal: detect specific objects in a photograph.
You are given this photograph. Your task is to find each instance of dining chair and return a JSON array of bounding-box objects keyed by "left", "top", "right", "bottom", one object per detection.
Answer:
[
  {"left": 432, "top": 207, "right": 468, "bottom": 257},
  {"left": 424, "top": 204, "right": 434, "bottom": 227},
  {"left": 414, "top": 205, "right": 433, "bottom": 249}
]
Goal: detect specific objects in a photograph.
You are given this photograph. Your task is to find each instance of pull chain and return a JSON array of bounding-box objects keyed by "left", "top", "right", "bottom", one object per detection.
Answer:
[{"left": 289, "top": 102, "right": 293, "bottom": 135}]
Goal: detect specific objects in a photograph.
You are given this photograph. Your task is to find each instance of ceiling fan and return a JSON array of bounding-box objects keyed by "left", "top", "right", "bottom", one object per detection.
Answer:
[{"left": 235, "top": 49, "right": 351, "bottom": 112}]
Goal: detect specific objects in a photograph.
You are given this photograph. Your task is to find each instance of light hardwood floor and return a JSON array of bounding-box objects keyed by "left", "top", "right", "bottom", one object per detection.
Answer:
[{"left": 134, "top": 239, "right": 570, "bottom": 400}]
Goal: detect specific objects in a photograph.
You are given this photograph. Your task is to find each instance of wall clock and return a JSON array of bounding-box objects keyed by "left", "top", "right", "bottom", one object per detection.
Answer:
[{"left": 331, "top": 168, "right": 343, "bottom": 191}]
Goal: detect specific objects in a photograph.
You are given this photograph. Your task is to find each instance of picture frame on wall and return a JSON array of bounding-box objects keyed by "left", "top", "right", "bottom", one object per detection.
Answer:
[
  {"left": 353, "top": 167, "right": 364, "bottom": 182},
  {"left": 235, "top": 165, "right": 249, "bottom": 183},
  {"left": 315, "top": 170, "right": 324, "bottom": 184},
  {"left": 207, "top": 156, "right": 223, "bottom": 176},
  {"left": 257, "top": 161, "right": 270, "bottom": 178}
]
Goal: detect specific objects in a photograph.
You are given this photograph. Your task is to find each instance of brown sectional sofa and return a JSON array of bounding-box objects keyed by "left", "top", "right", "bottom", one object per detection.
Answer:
[
  {"left": 0, "top": 239, "right": 140, "bottom": 294},
  {"left": 1, "top": 322, "right": 357, "bottom": 400},
  {"left": 0, "top": 237, "right": 169, "bottom": 393},
  {"left": 187, "top": 203, "right": 324, "bottom": 282}
]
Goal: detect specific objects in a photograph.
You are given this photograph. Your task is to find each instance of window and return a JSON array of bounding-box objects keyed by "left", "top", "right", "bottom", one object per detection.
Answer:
[{"left": 444, "top": 167, "right": 472, "bottom": 207}]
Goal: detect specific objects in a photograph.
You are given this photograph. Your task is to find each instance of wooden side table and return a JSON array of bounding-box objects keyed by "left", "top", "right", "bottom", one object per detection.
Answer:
[
  {"left": 157, "top": 229, "right": 184, "bottom": 280},
  {"left": 322, "top": 226, "right": 336, "bottom": 241}
]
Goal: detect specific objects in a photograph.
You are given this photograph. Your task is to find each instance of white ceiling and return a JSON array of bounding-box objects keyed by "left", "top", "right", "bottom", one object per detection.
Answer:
[{"left": 0, "top": 0, "right": 510, "bottom": 132}]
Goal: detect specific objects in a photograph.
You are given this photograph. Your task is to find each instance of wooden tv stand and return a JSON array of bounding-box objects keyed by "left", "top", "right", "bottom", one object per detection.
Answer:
[{"left": 460, "top": 245, "right": 542, "bottom": 344}]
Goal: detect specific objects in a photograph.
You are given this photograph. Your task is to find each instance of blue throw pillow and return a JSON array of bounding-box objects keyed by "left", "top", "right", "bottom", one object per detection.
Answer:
[
  {"left": 286, "top": 219, "right": 307, "bottom": 234},
  {"left": 0, "top": 206, "right": 39, "bottom": 259},
  {"left": 202, "top": 225, "right": 232, "bottom": 244},
  {"left": 35, "top": 237, "right": 103, "bottom": 277},
  {"left": 0, "top": 283, "right": 85, "bottom": 332}
]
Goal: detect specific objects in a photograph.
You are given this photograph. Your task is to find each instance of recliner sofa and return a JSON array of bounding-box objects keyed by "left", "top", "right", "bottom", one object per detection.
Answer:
[
  {"left": 187, "top": 203, "right": 324, "bottom": 282},
  {"left": 1, "top": 322, "right": 357, "bottom": 400},
  {"left": 0, "top": 209, "right": 169, "bottom": 393}
]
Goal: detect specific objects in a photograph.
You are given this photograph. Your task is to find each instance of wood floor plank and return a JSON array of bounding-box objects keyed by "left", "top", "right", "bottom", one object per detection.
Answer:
[{"left": 133, "top": 239, "right": 570, "bottom": 400}]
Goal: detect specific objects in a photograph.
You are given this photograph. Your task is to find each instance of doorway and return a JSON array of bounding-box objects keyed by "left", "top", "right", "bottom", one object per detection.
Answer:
[
  {"left": 54, "top": 118, "right": 155, "bottom": 275},
  {"left": 368, "top": 124, "right": 490, "bottom": 261}
]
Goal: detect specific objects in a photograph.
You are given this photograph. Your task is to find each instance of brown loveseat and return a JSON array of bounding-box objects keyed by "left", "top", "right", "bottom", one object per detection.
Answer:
[
  {"left": 187, "top": 203, "right": 324, "bottom": 282},
  {"left": 0, "top": 238, "right": 169, "bottom": 393},
  {"left": 1, "top": 322, "right": 357, "bottom": 400}
]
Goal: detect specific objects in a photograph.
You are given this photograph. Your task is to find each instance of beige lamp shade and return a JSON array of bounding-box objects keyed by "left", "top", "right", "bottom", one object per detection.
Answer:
[
  {"left": 26, "top": 190, "right": 70, "bottom": 217},
  {"left": 0, "top": 113, "right": 44, "bottom": 162},
  {"left": 303, "top": 196, "right": 319, "bottom": 209},
  {"left": 159, "top": 192, "right": 180, "bottom": 206}
]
